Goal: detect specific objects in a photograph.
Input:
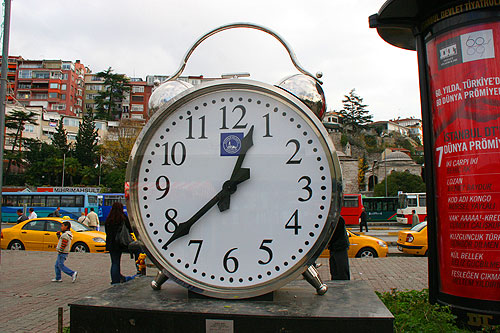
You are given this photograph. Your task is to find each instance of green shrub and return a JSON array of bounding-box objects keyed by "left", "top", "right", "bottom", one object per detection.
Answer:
[{"left": 376, "top": 289, "right": 464, "bottom": 332}]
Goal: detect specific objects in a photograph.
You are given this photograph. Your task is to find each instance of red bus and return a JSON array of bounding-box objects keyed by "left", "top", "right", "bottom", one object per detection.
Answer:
[{"left": 341, "top": 194, "right": 364, "bottom": 225}]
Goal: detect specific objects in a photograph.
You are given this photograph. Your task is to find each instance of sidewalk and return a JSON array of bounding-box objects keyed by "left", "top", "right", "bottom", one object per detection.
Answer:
[{"left": 0, "top": 250, "right": 428, "bottom": 333}]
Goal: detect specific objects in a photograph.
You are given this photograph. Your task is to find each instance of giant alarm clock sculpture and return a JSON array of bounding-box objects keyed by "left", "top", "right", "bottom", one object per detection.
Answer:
[{"left": 126, "top": 23, "right": 343, "bottom": 299}]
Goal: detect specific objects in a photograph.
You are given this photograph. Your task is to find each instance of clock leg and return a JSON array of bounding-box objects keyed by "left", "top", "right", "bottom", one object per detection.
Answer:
[
  {"left": 151, "top": 271, "right": 169, "bottom": 290},
  {"left": 302, "top": 264, "right": 328, "bottom": 295}
]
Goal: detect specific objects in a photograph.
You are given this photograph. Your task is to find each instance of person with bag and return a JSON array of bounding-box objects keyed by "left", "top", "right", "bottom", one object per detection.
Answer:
[{"left": 105, "top": 202, "right": 136, "bottom": 284}]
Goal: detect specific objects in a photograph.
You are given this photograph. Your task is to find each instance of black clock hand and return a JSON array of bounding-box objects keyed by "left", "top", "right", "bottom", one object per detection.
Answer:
[
  {"left": 218, "top": 126, "right": 254, "bottom": 212},
  {"left": 163, "top": 166, "right": 251, "bottom": 249}
]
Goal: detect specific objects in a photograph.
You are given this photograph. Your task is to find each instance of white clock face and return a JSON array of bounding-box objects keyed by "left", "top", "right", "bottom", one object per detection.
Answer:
[{"left": 128, "top": 81, "right": 340, "bottom": 298}]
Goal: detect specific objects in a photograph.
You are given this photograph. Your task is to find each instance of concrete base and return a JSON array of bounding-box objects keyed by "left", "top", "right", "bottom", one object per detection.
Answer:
[{"left": 70, "top": 277, "right": 393, "bottom": 332}]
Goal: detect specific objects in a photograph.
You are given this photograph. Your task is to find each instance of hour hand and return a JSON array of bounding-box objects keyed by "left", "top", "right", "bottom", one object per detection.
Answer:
[{"left": 217, "top": 168, "right": 250, "bottom": 212}]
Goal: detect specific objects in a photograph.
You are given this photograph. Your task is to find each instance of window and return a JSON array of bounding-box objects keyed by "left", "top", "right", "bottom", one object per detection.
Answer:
[
  {"left": 17, "top": 92, "right": 30, "bottom": 99},
  {"left": 407, "top": 195, "right": 418, "bottom": 207},
  {"left": 46, "top": 196, "right": 61, "bottom": 207},
  {"left": 22, "top": 220, "right": 45, "bottom": 231},
  {"left": 18, "top": 195, "right": 31, "bottom": 206},
  {"left": 419, "top": 194, "right": 426, "bottom": 207},
  {"left": 51, "top": 72, "right": 62, "bottom": 79},
  {"left": 61, "top": 94, "right": 66, "bottom": 100},
  {"left": 75, "top": 195, "right": 84, "bottom": 207},
  {"left": 32, "top": 195, "right": 46, "bottom": 207},
  {"left": 52, "top": 104, "right": 66, "bottom": 110},
  {"left": 23, "top": 124, "right": 35, "bottom": 133},
  {"left": 62, "top": 63, "right": 71, "bottom": 70},
  {"left": 131, "top": 95, "right": 144, "bottom": 102},
  {"left": 46, "top": 220, "right": 61, "bottom": 232},
  {"left": 18, "top": 83, "right": 31, "bottom": 89},
  {"left": 49, "top": 83, "right": 59, "bottom": 89},
  {"left": 33, "top": 93, "right": 48, "bottom": 100},
  {"left": 68, "top": 134, "right": 77, "bottom": 141},
  {"left": 131, "top": 104, "right": 144, "bottom": 112},
  {"left": 131, "top": 114, "right": 144, "bottom": 120},
  {"left": 18, "top": 70, "right": 32, "bottom": 79},
  {"left": 49, "top": 92, "right": 58, "bottom": 99},
  {"left": 63, "top": 74, "right": 68, "bottom": 80},
  {"left": 95, "top": 122, "right": 103, "bottom": 130},
  {"left": 3, "top": 195, "right": 17, "bottom": 206},
  {"left": 87, "top": 195, "right": 98, "bottom": 205},
  {"left": 61, "top": 84, "right": 67, "bottom": 91},
  {"left": 132, "top": 86, "right": 144, "bottom": 93},
  {"left": 33, "top": 71, "right": 50, "bottom": 79},
  {"left": 343, "top": 196, "right": 359, "bottom": 207}
]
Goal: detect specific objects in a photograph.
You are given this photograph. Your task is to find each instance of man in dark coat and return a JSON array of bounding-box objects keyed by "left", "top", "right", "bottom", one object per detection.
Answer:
[
  {"left": 328, "top": 217, "right": 350, "bottom": 280},
  {"left": 360, "top": 207, "right": 368, "bottom": 232}
]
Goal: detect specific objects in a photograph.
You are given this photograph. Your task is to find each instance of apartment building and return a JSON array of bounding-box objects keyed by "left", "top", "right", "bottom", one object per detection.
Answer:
[
  {"left": 0, "top": 56, "right": 24, "bottom": 102},
  {"left": 124, "top": 78, "right": 152, "bottom": 121},
  {"left": 6, "top": 58, "right": 87, "bottom": 117}
]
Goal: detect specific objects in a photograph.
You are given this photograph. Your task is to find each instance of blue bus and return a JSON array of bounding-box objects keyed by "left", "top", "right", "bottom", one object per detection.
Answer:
[
  {"left": 98, "top": 193, "right": 127, "bottom": 222},
  {"left": 1, "top": 192, "right": 99, "bottom": 223}
]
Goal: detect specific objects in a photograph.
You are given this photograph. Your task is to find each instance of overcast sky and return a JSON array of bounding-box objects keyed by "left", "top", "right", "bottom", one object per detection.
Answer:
[{"left": 7, "top": 0, "right": 421, "bottom": 121}]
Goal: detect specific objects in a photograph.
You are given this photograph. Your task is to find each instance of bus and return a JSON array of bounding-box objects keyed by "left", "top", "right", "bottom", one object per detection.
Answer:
[
  {"left": 1, "top": 192, "right": 99, "bottom": 223},
  {"left": 396, "top": 192, "right": 427, "bottom": 225},
  {"left": 362, "top": 197, "right": 398, "bottom": 222},
  {"left": 98, "top": 193, "right": 127, "bottom": 222},
  {"left": 341, "top": 194, "right": 363, "bottom": 225}
]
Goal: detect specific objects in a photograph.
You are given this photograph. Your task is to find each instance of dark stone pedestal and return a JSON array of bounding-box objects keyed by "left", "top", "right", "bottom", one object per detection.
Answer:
[{"left": 70, "top": 278, "right": 393, "bottom": 332}]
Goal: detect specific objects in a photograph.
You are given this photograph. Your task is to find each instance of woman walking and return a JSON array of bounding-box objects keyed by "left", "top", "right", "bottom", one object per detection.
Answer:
[{"left": 105, "top": 202, "right": 135, "bottom": 284}]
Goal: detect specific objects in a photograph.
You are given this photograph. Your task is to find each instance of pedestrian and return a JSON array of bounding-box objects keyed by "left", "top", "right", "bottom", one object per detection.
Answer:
[
  {"left": 412, "top": 209, "right": 420, "bottom": 227},
  {"left": 105, "top": 202, "right": 136, "bottom": 285},
  {"left": 87, "top": 207, "right": 99, "bottom": 231},
  {"left": 329, "top": 217, "right": 350, "bottom": 280},
  {"left": 52, "top": 221, "right": 78, "bottom": 283},
  {"left": 16, "top": 209, "right": 28, "bottom": 223},
  {"left": 359, "top": 206, "right": 368, "bottom": 232},
  {"left": 78, "top": 212, "right": 90, "bottom": 227},
  {"left": 28, "top": 208, "right": 37, "bottom": 220},
  {"left": 49, "top": 207, "right": 61, "bottom": 217}
]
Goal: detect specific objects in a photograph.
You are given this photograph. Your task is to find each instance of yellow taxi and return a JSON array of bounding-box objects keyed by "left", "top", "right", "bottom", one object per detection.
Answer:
[
  {"left": 1, "top": 217, "right": 106, "bottom": 253},
  {"left": 396, "top": 221, "right": 428, "bottom": 256},
  {"left": 320, "top": 229, "right": 389, "bottom": 258}
]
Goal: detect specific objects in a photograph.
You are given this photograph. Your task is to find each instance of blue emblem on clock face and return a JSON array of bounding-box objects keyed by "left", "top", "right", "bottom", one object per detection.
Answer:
[{"left": 221, "top": 133, "right": 243, "bottom": 156}]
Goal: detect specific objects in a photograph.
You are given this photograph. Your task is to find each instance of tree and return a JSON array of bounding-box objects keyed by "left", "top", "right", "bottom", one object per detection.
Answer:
[
  {"left": 94, "top": 67, "right": 130, "bottom": 120},
  {"left": 339, "top": 89, "right": 373, "bottom": 133},
  {"left": 358, "top": 155, "right": 369, "bottom": 191},
  {"left": 51, "top": 117, "right": 70, "bottom": 156},
  {"left": 74, "top": 110, "right": 99, "bottom": 169},
  {"left": 100, "top": 119, "right": 142, "bottom": 191},
  {"left": 374, "top": 171, "right": 426, "bottom": 196},
  {"left": 4, "top": 109, "right": 38, "bottom": 175}
]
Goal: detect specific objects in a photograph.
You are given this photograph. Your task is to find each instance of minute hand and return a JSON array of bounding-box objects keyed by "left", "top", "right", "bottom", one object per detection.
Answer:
[{"left": 218, "top": 126, "right": 254, "bottom": 212}]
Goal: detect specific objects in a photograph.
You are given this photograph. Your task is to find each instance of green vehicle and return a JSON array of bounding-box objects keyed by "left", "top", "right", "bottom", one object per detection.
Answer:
[{"left": 362, "top": 197, "right": 398, "bottom": 222}]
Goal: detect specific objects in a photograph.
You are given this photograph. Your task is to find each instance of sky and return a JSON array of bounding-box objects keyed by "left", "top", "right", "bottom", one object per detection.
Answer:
[{"left": 6, "top": 0, "right": 421, "bottom": 121}]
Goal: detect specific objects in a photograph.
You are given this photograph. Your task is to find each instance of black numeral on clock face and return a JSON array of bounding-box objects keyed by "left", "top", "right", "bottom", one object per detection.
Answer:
[
  {"left": 298, "top": 176, "right": 312, "bottom": 202},
  {"left": 223, "top": 247, "right": 239, "bottom": 273},
  {"left": 188, "top": 240, "right": 203, "bottom": 264},
  {"left": 156, "top": 176, "right": 170, "bottom": 200},
  {"left": 258, "top": 239, "right": 273, "bottom": 265},
  {"left": 162, "top": 141, "right": 186, "bottom": 166},
  {"left": 164, "top": 208, "right": 178, "bottom": 233},
  {"left": 263, "top": 113, "right": 272, "bottom": 137},
  {"left": 186, "top": 115, "right": 207, "bottom": 140},
  {"left": 286, "top": 139, "right": 302, "bottom": 164},
  {"left": 285, "top": 209, "right": 301, "bottom": 235},
  {"left": 220, "top": 105, "right": 248, "bottom": 130}
]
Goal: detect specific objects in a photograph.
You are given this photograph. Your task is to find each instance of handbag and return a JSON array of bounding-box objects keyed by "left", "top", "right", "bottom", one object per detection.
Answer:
[{"left": 115, "top": 224, "right": 133, "bottom": 250}]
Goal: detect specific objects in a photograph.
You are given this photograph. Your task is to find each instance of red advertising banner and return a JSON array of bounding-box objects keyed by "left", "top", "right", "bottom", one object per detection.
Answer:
[{"left": 426, "top": 21, "right": 500, "bottom": 301}]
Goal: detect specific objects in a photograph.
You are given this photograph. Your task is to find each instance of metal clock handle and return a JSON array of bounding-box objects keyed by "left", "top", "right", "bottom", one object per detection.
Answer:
[
  {"left": 166, "top": 22, "right": 323, "bottom": 85},
  {"left": 303, "top": 265, "right": 328, "bottom": 295}
]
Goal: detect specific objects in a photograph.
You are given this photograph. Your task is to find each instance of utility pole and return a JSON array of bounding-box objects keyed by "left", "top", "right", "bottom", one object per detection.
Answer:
[{"left": 0, "top": 0, "right": 12, "bottom": 225}]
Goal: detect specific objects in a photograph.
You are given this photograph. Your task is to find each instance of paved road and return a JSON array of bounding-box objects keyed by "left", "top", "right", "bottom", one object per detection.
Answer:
[{"left": 0, "top": 250, "right": 428, "bottom": 333}]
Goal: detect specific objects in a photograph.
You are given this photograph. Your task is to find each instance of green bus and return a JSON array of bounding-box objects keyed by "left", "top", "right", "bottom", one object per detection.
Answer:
[{"left": 362, "top": 197, "right": 398, "bottom": 222}]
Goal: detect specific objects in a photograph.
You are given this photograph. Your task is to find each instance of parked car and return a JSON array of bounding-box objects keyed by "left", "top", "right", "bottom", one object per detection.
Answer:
[
  {"left": 320, "top": 229, "right": 389, "bottom": 258},
  {"left": 1, "top": 217, "right": 106, "bottom": 253},
  {"left": 396, "top": 221, "right": 428, "bottom": 256}
]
